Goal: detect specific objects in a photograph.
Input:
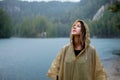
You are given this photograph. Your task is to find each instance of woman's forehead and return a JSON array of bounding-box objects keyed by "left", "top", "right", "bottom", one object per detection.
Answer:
[{"left": 74, "top": 21, "right": 81, "bottom": 25}]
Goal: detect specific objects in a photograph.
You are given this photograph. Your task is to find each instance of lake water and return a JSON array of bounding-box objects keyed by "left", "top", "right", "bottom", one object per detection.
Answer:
[{"left": 0, "top": 38, "right": 120, "bottom": 80}]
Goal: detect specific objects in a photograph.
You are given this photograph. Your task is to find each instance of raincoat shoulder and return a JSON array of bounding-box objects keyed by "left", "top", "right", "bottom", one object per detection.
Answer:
[{"left": 89, "top": 44, "right": 107, "bottom": 80}]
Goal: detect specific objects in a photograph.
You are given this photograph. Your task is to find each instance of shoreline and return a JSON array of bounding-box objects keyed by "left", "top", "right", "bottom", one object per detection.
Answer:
[{"left": 103, "top": 54, "right": 120, "bottom": 80}]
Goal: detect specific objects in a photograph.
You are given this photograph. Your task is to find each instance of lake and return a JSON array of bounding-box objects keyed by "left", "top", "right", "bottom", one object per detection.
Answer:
[{"left": 0, "top": 38, "right": 120, "bottom": 80}]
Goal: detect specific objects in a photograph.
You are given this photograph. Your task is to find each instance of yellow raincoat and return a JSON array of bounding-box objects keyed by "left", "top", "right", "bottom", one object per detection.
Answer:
[{"left": 47, "top": 19, "right": 107, "bottom": 80}]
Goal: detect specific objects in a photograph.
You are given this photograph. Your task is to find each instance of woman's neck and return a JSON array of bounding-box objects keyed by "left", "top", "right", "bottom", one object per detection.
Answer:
[{"left": 73, "top": 36, "right": 82, "bottom": 50}]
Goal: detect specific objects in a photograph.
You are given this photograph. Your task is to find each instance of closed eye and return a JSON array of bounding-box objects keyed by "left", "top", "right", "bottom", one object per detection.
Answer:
[{"left": 77, "top": 25, "right": 81, "bottom": 27}]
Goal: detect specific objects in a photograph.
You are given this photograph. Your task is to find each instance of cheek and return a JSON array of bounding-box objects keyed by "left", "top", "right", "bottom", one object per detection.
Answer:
[{"left": 78, "top": 28, "right": 81, "bottom": 34}]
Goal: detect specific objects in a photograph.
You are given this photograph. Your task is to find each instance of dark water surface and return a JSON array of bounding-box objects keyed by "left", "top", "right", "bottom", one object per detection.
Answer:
[{"left": 0, "top": 38, "right": 120, "bottom": 80}]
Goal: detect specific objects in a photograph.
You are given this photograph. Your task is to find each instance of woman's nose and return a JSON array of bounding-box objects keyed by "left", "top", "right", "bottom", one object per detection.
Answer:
[{"left": 73, "top": 26, "right": 76, "bottom": 29}]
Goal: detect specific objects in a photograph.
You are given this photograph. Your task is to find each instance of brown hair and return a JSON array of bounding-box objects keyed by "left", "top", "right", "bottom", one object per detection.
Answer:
[{"left": 79, "top": 20, "right": 86, "bottom": 47}]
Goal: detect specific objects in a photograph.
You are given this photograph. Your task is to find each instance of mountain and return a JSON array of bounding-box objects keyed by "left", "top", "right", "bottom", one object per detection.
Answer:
[
  {"left": 0, "top": 0, "right": 77, "bottom": 22},
  {"left": 0, "top": 0, "right": 119, "bottom": 38}
]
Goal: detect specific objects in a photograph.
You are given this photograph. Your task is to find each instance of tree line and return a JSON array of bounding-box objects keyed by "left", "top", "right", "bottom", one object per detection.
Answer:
[
  {"left": 0, "top": 0, "right": 120, "bottom": 38},
  {"left": 0, "top": 8, "right": 13, "bottom": 38}
]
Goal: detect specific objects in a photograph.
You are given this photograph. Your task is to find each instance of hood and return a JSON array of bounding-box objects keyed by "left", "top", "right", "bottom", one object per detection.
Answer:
[{"left": 70, "top": 19, "right": 90, "bottom": 48}]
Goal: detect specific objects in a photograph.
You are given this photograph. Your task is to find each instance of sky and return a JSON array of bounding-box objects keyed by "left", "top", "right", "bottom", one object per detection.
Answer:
[{"left": 20, "top": 0, "right": 80, "bottom": 2}]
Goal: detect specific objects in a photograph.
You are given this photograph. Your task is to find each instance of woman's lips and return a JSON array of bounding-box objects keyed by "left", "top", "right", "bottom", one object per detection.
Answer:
[{"left": 72, "top": 29, "right": 76, "bottom": 32}]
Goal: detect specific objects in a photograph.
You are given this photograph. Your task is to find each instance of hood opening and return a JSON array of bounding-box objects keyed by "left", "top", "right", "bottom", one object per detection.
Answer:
[{"left": 70, "top": 19, "right": 90, "bottom": 48}]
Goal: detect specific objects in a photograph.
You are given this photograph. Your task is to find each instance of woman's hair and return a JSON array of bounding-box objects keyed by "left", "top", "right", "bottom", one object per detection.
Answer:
[
  {"left": 72, "top": 20, "right": 86, "bottom": 48},
  {"left": 79, "top": 20, "right": 86, "bottom": 47}
]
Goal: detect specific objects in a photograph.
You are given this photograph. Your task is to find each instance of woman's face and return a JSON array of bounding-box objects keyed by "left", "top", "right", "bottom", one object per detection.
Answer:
[{"left": 71, "top": 21, "right": 81, "bottom": 36}]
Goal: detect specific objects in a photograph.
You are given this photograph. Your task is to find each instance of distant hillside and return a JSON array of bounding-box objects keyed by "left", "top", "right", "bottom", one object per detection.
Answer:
[
  {"left": 0, "top": 0, "right": 113, "bottom": 23},
  {"left": 0, "top": 0, "right": 119, "bottom": 38},
  {"left": 0, "top": 0, "right": 77, "bottom": 22}
]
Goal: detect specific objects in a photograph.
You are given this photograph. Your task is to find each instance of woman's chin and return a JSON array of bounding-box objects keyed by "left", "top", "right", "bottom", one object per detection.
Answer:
[{"left": 72, "top": 34, "right": 80, "bottom": 36}]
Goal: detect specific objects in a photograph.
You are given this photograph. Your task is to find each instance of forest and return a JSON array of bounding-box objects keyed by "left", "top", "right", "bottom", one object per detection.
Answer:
[{"left": 0, "top": 0, "right": 120, "bottom": 38}]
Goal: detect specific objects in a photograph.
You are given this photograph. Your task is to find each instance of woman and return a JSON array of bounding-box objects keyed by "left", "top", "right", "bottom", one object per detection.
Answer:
[{"left": 47, "top": 19, "right": 107, "bottom": 80}]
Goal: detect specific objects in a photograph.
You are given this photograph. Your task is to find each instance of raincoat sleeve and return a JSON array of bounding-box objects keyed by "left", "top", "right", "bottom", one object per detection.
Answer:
[
  {"left": 47, "top": 48, "right": 64, "bottom": 80},
  {"left": 94, "top": 48, "right": 107, "bottom": 80}
]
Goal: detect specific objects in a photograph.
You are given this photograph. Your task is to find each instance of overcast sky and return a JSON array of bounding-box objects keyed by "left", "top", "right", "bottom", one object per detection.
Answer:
[{"left": 20, "top": 0, "right": 80, "bottom": 2}]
